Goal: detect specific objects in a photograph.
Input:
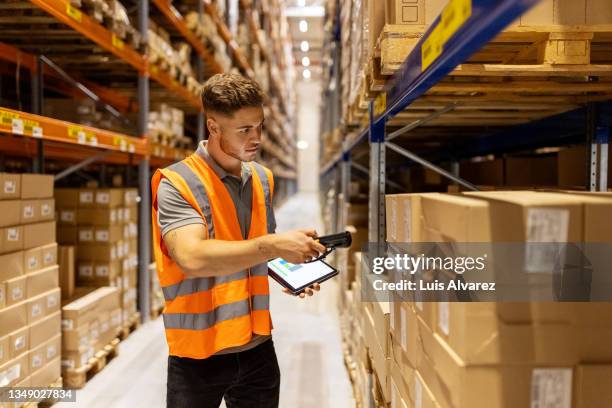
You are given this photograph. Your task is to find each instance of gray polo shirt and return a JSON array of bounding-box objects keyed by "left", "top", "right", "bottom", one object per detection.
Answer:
[{"left": 157, "top": 142, "right": 275, "bottom": 355}]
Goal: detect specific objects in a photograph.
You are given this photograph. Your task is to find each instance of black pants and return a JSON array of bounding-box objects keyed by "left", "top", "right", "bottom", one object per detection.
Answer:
[{"left": 166, "top": 339, "right": 281, "bottom": 408}]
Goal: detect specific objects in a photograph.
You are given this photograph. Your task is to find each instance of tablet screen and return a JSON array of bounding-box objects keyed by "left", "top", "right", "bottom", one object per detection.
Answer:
[{"left": 267, "top": 258, "right": 336, "bottom": 290}]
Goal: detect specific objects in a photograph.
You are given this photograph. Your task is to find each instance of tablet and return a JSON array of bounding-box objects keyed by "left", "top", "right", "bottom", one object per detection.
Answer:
[{"left": 267, "top": 257, "right": 338, "bottom": 294}]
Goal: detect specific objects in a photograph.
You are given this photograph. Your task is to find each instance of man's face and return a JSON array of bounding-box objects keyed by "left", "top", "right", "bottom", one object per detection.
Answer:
[{"left": 207, "top": 106, "right": 264, "bottom": 162}]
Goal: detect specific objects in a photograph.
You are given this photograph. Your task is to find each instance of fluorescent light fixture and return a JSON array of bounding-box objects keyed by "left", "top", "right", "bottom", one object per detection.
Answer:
[
  {"left": 299, "top": 20, "right": 308, "bottom": 32},
  {"left": 297, "top": 140, "right": 309, "bottom": 150},
  {"left": 301, "top": 56, "right": 310, "bottom": 67},
  {"left": 302, "top": 69, "right": 311, "bottom": 79},
  {"left": 300, "top": 41, "right": 309, "bottom": 52}
]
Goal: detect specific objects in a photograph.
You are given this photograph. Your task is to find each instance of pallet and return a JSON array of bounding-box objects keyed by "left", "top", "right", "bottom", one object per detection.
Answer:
[
  {"left": 118, "top": 311, "right": 141, "bottom": 340},
  {"left": 21, "top": 377, "right": 63, "bottom": 407},
  {"left": 62, "top": 338, "right": 120, "bottom": 389}
]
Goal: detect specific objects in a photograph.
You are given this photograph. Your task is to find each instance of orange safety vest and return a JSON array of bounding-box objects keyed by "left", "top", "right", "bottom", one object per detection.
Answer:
[{"left": 151, "top": 152, "right": 275, "bottom": 359}]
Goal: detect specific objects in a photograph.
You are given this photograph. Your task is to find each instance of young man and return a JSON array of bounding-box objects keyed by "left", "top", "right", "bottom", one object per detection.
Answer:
[{"left": 151, "top": 73, "right": 326, "bottom": 408}]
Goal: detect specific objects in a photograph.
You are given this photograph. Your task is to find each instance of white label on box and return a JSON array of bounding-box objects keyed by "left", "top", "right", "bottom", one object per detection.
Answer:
[
  {"left": 11, "top": 118, "right": 23, "bottom": 135},
  {"left": 27, "top": 255, "right": 38, "bottom": 270},
  {"left": 32, "top": 354, "right": 42, "bottom": 369},
  {"left": 438, "top": 301, "right": 450, "bottom": 336},
  {"left": 31, "top": 303, "right": 42, "bottom": 318},
  {"left": 41, "top": 203, "right": 50, "bottom": 216},
  {"left": 7, "top": 228, "right": 18, "bottom": 241},
  {"left": 23, "top": 205, "right": 34, "bottom": 219},
  {"left": 11, "top": 286, "right": 23, "bottom": 301},
  {"left": 61, "top": 359, "right": 75, "bottom": 369},
  {"left": 0, "top": 363, "right": 21, "bottom": 387},
  {"left": 4, "top": 180, "right": 15, "bottom": 194},
  {"left": 400, "top": 306, "right": 408, "bottom": 351},
  {"left": 415, "top": 376, "right": 422, "bottom": 408},
  {"left": 403, "top": 200, "right": 412, "bottom": 242},
  {"left": 96, "top": 230, "right": 109, "bottom": 242},
  {"left": 80, "top": 191, "right": 93, "bottom": 204},
  {"left": 32, "top": 126, "right": 43, "bottom": 138},
  {"left": 79, "top": 265, "right": 93, "bottom": 277},
  {"left": 96, "top": 192, "right": 110, "bottom": 204},
  {"left": 47, "top": 293, "right": 58, "bottom": 308},
  {"left": 14, "top": 335, "right": 25, "bottom": 350},
  {"left": 525, "top": 208, "right": 569, "bottom": 273},
  {"left": 44, "top": 251, "right": 53, "bottom": 265},
  {"left": 531, "top": 368, "right": 572, "bottom": 408},
  {"left": 60, "top": 210, "right": 75, "bottom": 222},
  {"left": 47, "top": 344, "right": 57, "bottom": 359},
  {"left": 61, "top": 319, "right": 73, "bottom": 330},
  {"left": 79, "top": 229, "right": 93, "bottom": 241},
  {"left": 96, "top": 265, "right": 109, "bottom": 277}
]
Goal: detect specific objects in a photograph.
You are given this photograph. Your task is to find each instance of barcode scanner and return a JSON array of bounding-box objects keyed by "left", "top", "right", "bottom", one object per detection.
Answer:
[{"left": 304, "top": 231, "right": 353, "bottom": 263}]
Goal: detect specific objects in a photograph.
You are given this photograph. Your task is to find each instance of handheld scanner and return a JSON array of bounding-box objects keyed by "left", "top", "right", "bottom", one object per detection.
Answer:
[{"left": 317, "top": 231, "right": 352, "bottom": 249}]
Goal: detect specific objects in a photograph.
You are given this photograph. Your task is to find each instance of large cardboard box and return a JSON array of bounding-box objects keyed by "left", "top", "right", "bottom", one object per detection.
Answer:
[
  {"left": 78, "top": 189, "right": 95, "bottom": 208},
  {"left": 54, "top": 189, "right": 79, "bottom": 208},
  {"left": 23, "top": 247, "right": 43, "bottom": 274},
  {"left": 95, "top": 189, "right": 123, "bottom": 208},
  {"left": 390, "top": 357, "right": 413, "bottom": 408},
  {"left": 23, "top": 221, "right": 56, "bottom": 250},
  {"left": 420, "top": 194, "right": 491, "bottom": 242},
  {"left": 0, "top": 226, "right": 23, "bottom": 254},
  {"left": 21, "top": 200, "right": 40, "bottom": 224},
  {"left": 39, "top": 199, "right": 54, "bottom": 222},
  {"left": 41, "top": 243, "right": 57, "bottom": 267},
  {"left": 0, "top": 283, "right": 4, "bottom": 309},
  {"left": 385, "top": 193, "right": 429, "bottom": 243},
  {"left": 62, "top": 287, "right": 120, "bottom": 330},
  {"left": 26, "top": 265, "right": 59, "bottom": 298},
  {"left": 78, "top": 208, "right": 119, "bottom": 226},
  {"left": 30, "top": 356, "right": 61, "bottom": 387},
  {"left": 57, "top": 226, "right": 78, "bottom": 244},
  {"left": 0, "top": 335, "right": 8, "bottom": 366},
  {"left": 58, "top": 208, "right": 77, "bottom": 225},
  {"left": 78, "top": 226, "right": 94, "bottom": 243},
  {"left": 29, "top": 311, "right": 61, "bottom": 350},
  {"left": 29, "top": 335, "right": 60, "bottom": 374},
  {"left": 0, "top": 173, "right": 20, "bottom": 200},
  {"left": 6, "top": 275, "right": 26, "bottom": 306},
  {"left": 62, "top": 347, "right": 94, "bottom": 370},
  {"left": 385, "top": 0, "right": 446, "bottom": 25},
  {"left": 0, "top": 352, "right": 29, "bottom": 387},
  {"left": 94, "top": 225, "right": 123, "bottom": 243},
  {"left": 8, "top": 326, "right": 28, "bottom": 359},
  {"left": 58, "top": 246, "right": 75, "bottom": 299},
  {"left": 0, "top": 200, "right": 21, "bottom": 227},
  {"left": 76, "top": 243, "right": 118, "bottom": 262},
  {"left": 20, "top": 174, "right": 54, "bottom": 199},
  {"left": 459, "top": 159, "right": 504, "bottom": 187},
  {"left": 0, "top": 251, "right": 23, "bottom": 282},
  {"left": 62, "top": 324, "right": 89, "bottom": 352},
  {"left": 0, "top": 302, "right": 27, "bottom": 337},
  {"left": 505, "top": 156, "right": 558, "bottom": 187},
  {"left": 27, "top": 288, "right": 61, "bottom": 325}
]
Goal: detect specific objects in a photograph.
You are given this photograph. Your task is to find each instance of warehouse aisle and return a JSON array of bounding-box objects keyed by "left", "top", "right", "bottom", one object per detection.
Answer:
[{"left": 58, "top": 192, "right": 354, "bottom": 408}]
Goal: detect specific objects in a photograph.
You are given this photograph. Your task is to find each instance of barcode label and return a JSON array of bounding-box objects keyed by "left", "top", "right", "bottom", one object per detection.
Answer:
[
  {"left": 531, "top": 368, "right": 572, "bottom": 408},
  {"left": 526, "top": 208, "right": 569, "bottom": 273},
  {"left": 61, "top": 211, "right": 75, "bottom": 222},
  {"left": 4, "top": 180, "right": 15, "bottom": 194},
  {"left": 79, "top": 265, "right": 93, "bottom": 277},
  {"left": 79, "top": 230, "right": 93, "bottom": 241},
  {"left": 6, "top": 228, "right": 18, "bottom": 241},
  {"left": 80, "top": 191, "right": 93, "bottom": 203}
]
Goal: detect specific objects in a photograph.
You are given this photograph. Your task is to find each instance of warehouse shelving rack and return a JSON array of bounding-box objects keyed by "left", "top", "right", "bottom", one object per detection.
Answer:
[
  {"left": 0, "top": 0, "right": 297, "bottom": 321},
  {"left": 319, "top": 0, "right": 612, "bottom": 249}
]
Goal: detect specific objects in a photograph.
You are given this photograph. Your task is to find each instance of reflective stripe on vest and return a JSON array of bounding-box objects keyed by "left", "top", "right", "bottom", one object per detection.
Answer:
[{"left": 151, "top": 153, "right": 274, "bottom": 359}]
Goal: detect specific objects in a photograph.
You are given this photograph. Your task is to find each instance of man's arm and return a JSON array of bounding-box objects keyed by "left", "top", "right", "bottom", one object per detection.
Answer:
[{"left": 163, "top": 224, "right": 326, "bottom": 278}]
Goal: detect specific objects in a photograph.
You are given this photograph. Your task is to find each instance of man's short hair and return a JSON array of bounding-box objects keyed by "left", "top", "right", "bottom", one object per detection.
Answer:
[{"left": 200, "top": 73, "right": 264, "bottom": 116}]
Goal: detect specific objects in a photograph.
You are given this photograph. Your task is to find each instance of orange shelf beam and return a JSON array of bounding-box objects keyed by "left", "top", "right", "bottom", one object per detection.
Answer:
[
  {"left": 0, "top": 107, "right": 148, "bottom": 156},
  {"left": 152, "top": 0, "right": 223, "bottom": 75}
]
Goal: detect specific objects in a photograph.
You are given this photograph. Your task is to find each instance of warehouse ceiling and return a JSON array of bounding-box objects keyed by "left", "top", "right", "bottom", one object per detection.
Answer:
[{"left": 285, "top": 0, "right": 325, "bottom": 81}]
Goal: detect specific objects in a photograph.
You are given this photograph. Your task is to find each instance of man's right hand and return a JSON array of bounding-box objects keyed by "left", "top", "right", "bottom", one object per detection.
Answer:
[{"left": 269, "top": 229, "right": 327, "bottom": 264}]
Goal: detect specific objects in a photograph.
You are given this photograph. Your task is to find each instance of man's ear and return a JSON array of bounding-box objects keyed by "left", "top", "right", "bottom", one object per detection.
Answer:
[{"left": 206, "top": 118, "right": 219, "bottom": 136}]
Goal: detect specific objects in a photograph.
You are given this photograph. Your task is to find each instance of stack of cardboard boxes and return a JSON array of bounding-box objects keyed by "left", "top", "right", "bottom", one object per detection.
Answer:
[
  {"left": 61, "top": 287, "right": 121, "bottom": 374},
  {"left": 0, "top": 173, "right": 61, "bottom": 392},
  {"left": 364, "top": 191, "right": 612, "bottom": 407},
  {"left": 55, "top": 187, "right": 139, "bottom": 327}
]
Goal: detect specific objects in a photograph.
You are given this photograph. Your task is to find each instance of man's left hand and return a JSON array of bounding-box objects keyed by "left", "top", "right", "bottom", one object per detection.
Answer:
[{"left": 282, "top": 283, "right": 321, "bottom": 299}]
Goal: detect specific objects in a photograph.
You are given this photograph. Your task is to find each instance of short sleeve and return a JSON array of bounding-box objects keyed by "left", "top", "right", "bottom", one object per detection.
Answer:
[{"left": 157, "top": 178, "right": 204, "bottom": 236}]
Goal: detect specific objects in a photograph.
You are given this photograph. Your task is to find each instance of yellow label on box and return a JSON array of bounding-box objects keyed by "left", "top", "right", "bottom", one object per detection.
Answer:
[
  {"left": 66, "top": 4, "right": 82, "bottom": 22},
  {"left": 111, "top": 34, "right": 124, "bottom": 50}
]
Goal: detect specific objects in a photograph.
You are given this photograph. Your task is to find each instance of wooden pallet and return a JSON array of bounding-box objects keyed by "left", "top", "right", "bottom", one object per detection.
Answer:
[
  {"left": 20, "top": 377, "right": 63, "bottom": 408},
  {"left": 118, "top": 311, "right": 141, "bottom": 340},
  {"left": 62, "top": 339, "right": 120, "bottom": 389}
]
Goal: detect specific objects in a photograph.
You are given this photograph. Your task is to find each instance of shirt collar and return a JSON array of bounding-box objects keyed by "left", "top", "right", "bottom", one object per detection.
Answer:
[{"left": 196, "top": 141, "right": 252, "bottom": 183}]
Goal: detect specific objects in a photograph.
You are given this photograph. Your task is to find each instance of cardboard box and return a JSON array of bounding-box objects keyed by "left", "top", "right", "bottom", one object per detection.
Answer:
[
  {"left": 20, "top": 174, "right": 54, "bottom": 199},
  {"left": 41, "top": 243, "right": 57, "bottom": 267},
  {"left": 54, "top": 189, "right": 79, "bottom": 208},
  {"left": 62, "top": 346, "right": 94, "bottom": 370},
  {"left": 109, "top": 308, "right": 122, "bottom": 330},
  {"left": 57, "top": 208, "right": 77, "bottom": 225},
  {"left": 62, "top": 287, "right": 120, "bottom": 330},
  {"left": 0, "top": 200, "right": 21, "bottom": 227},
  {"left": 30, "top": 356, "right": 61, "bottom": 387},
  {"left": 0, "top": 302, "right": 27, "bottom": 337},
  {"left": 6, "top": 275, "right": 26, "bottom": 306},
  {"left": 23, "top": 221, "right": 56, "bottom": 250},
  {"left": 94, "top": 225, "right": 123, "bottom": 243},
  {"left": 385, "top": 0, "right": 446, "bottom": 25},
  {"left": 123, "top": 188, "right": 138, "bottom": 206},
  {"left": 8, "top": 326, "right": 28, "bottom": 359},
  {"left": 57, "top": 226, "right": 78, "bottom": 244},
  {"left": 26, "top": 265, "right": 59, "bottom": 298},
  {"left": 0, "top": 173, "right": 20, "bottom": 200},
  {"left": 23, "top": 247, "right": 43, "bottom": 274},
  {"left": 39, "top": 199, "right": 54, "bottom": 221},
  {"left": 0, "top": 283, "right": 4, "bottom": 309},
  {"left": 29, "top": 311, "right": 61, "bottom": 349},
  {"left": 77, "top": 208, "right": 119, "bottom": 226},
  {"left": 62, "top": 324, "right": 89, "bottom": 352},
  {"left": 95, "top": 189, "right": 123, "bottom": 208},
  {"left": 0, "top": 251, "right": 24, "bottom": 282},
  {"left": 124, "top": 206, "right": 138, "bottom": 223},
  {"left": 58, "top": 246, "right": 75, "bottom": 299},
  {"left": 385, "top": 193, "right": 429, "bottom": 243},
  {"left": 0, "top": 226, "right": 23, "bottom": 254},
  {"left": 459, "top": 159, "right": 504, "bottom": 186},
  {"left": 76, "top": 243, "right": 117, "bottom": 261},
  {"left": 390, "top": 357, "right": 413, "bottom": 408},
  {"left": 27, "top": 288, "right": 61, "bottom": 325},
  {"left": 0, "top": 352, "right": 29, "bottom": 387},
  {"left": 21, "top": 200, "right": 40, "bottom": 224},
  {"left": 505, "top": 156, "right": 558, "bottom": 186},
  {"left": 78, "top": 226, "right": 94, "bottom": 243},
  {"left": 78, "top": 189, "right": 95, "bottom": 207},
  {"left": 0, "top": 335, "right": 8, "bottom": 366}
]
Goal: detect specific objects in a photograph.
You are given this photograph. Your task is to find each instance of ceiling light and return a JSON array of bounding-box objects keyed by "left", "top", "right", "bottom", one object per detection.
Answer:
[
  {"left": 299, "top": 20, "right": 308, "bottom": 32},
  {"left": 297, "top": 0, "right": 306, "bottom": 6},
  {"left": 297, "top": 140, "right": 309, "bottom": 150},
  {"left": 302, "top": 69, "right": 311, "bottom": 80},
  {"left": 300, "top": 41, "right": 309, "bottom": 52},
  {"left": 301, "top": 56, "right": 310, "bottom": 67}
]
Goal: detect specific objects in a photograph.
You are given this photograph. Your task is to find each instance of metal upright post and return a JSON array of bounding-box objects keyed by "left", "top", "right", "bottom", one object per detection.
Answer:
[
  {"left": 597, "top": 126, "right": 609, "bottom": 192},
  {"left": 368, "top": 102, "right": 386, "bottom": 256},
  {"left": 32, "top": 57, "right": 44, "bottom": 173},
  {"left": 338, "top": 151, "right": 350, "bottom": 232},
  {"left": 137, "top": 0, "right": 151, "bottom": 322},
  {"left": 196, "top": 0, "right": 205, "bottom": 143}
]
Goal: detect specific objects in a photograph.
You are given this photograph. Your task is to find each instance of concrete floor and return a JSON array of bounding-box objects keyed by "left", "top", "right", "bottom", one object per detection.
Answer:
[{"left": 57, "top": 192, "right": 355, "bottom": 408}]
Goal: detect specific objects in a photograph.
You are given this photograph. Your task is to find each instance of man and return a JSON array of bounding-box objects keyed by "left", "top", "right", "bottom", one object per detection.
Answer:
[{"left": 151, "top": 73, "right": 326, "bottom": 408}]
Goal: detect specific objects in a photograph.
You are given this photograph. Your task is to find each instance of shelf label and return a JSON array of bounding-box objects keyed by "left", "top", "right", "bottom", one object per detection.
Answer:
[
  {"left": 11, "top": 118, "right": 24, "bottom": 135},
  {"left": 68, "top": 125, "right": 94, "bottom": 145},
  {"left": 0, "top": 110, "right": 19, "bottom": 127},
  {"left": 128, "top": 144, "right": 135, "bottom": 153},
  {"left": 89, "top": 135, "right": 98, "bottom": 146},
  {"left": 112, "top": 34, "right": 125, "bottom": 50},
  {"left": 66, "top": 4, "right": 82, "bottom": 23},
  {"left": 374, "top": 93, "right": 386, "bottom": 117},
  {"left": 422, "top": 0, "right": 472, "bottom": 71},
  {"left": 23, "top": 119, "right": 41, "bottom": 137}
]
